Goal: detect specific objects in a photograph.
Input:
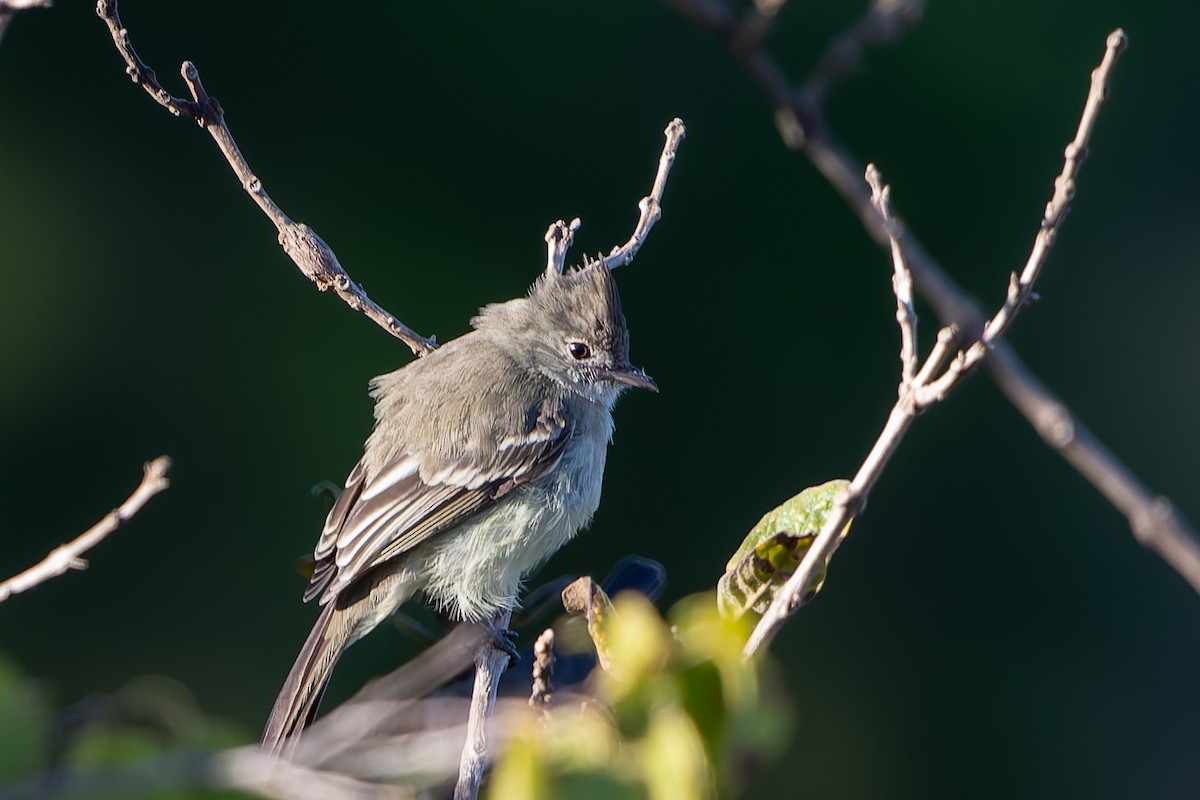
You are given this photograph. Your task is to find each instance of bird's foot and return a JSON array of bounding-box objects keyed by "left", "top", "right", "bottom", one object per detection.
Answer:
[{"left": 486, "top": 624, "right": 521, "bottom": 664}]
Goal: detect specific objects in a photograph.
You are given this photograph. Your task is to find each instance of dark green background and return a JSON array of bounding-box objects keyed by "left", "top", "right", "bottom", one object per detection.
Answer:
[{"left": 2, "top": 1, "right": 1198, "bottom": 797}]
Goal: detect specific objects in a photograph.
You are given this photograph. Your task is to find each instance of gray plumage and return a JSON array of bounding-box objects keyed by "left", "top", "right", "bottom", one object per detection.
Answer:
[{"left": 262, "top": 262, "right": 653, "bottom": 754}]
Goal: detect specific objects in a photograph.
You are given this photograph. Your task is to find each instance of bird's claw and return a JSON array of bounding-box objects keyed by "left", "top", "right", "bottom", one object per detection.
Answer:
[{"left": 487, "top": 626, "right": 521, "bottom": 664}]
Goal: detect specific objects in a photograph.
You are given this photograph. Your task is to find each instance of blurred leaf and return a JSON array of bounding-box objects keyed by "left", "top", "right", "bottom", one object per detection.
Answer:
[
  {"left": 556, "top": 772, "right": 646, "bottom": 800},
  {"left": 642, "top": 705, "right": 712, "bottom": 800},
  {"left": 604, "top": 593, "right": 672, "bottom": 696},
  {"left": 676, "top": 660, "right": 726, "bottom": 756},
  {"left": 63, "top": 676, "right": 247, "bottom": 770},
  {"left": 499, "top": 591, "right": 791, "bottom": 798},
  {"left": 66, "top": 726, "right": 167, "bottom": 765},
  {"left": 489, "top": 736, "right": 551, "bottom": 800},
  {"left": 718, "top": 479, "right": 852, "bottom": 621},
  {"left": 0, "top": 653, "right": 49, "bottom": 781}
]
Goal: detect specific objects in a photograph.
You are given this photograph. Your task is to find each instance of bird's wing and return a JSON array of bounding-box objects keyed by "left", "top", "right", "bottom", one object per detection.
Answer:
[{"left": 303, "top": 396, "right": 571, "bottom": 605}]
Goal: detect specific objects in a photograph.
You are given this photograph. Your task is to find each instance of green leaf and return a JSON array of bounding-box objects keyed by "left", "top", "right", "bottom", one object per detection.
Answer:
[
  {"left": 0, "top": 653, "right": 50, "bottom": 781},
  {"left": 718, "top": 479, "right": 852, "bottom": 621}
]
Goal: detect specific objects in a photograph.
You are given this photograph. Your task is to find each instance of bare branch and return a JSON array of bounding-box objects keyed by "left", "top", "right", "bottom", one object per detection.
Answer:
[
  {"left": 95, "top": 0, "right": 437, "bottom": 357},
  {"left": 0, "top": 0, "right": 50, "bottom": 47},
  {"left": 604, "top": 118, "right": 687, "bottom": 269},
  {"left": 544, "top": 218, "right": 581, "bottom": 276},
  {"left": 743, "top": 31, "right": 1123, "bottom": 651},
  {"left": 802, "top": 0, "right": 925, "bottom": 106},
  {"left": 729, "top": 0, "right": 788, "bottom": 57},
  {"left": 669, "top": 3, "right": 1200, "bottom": 598},
  {"left": 987, "top": 348, "right": 1200, "bottom": 592},
  {"left": 454, "top": 610, "right": 513, "bottom": 800},
  {"left": 866, "top": 165, "right": 918, "bottom": 388},
  {"left": 977, "top": 29, "right": 1127, "bottom": 349},
  {"left": 0, "top": 456, "right": 171, "bottom": 604}
]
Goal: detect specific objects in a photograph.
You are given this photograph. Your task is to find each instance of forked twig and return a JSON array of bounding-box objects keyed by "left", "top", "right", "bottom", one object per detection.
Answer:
[
  {"left": 544, "top": 218, "right": 581, "bottom": 276},
  {"left": 542, "top": 118, "right": 687, "bottom": 276},
  {"left": 0, "top": 457, "right": 172, "bottom": 604},
  {"left": 744, "top": 31, "right": 1126, "bottom": 656},
  {"left": 95, "top": 0, "right": 437, "bottom": 357},
  {"left": 671, "top": 0, "right": 1200, "bottom": 598}
]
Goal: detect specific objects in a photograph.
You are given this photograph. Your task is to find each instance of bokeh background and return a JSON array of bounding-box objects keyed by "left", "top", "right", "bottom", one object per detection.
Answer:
[{"left": 2, "top": 1, "right": 1199, "bottom": 797}]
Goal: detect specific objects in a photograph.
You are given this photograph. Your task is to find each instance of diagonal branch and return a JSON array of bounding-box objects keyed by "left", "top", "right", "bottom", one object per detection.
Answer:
[
  {"left": 0, "top": 456, "right": 171, "bottom": 604},
  {"left": 95, "top": 0, "right": 437, "bottom": 357},
  {"left": 669, "top": 0, "right": 1200, "bottom": 597}
]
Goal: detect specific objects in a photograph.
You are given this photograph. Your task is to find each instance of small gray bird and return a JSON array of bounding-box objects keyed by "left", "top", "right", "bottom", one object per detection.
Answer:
[{"left": 262, "top": 260, "right": 654, "bottom": 753}]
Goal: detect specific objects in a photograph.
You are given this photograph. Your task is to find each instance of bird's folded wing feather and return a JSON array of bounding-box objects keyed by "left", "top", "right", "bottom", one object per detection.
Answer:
[{"left": 303, "top": 397, "right": 572, "bottom": 605}]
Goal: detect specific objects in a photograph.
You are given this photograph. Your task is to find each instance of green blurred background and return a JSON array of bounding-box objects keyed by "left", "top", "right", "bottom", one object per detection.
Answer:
[{"left": 2, "top": 0, "right": 1198, "bottom": 796}]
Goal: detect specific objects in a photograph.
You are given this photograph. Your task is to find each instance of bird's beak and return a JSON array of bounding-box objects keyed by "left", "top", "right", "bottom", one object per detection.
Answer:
[{"left": 609, "top": 364, "right": 659, "bottom": 392}]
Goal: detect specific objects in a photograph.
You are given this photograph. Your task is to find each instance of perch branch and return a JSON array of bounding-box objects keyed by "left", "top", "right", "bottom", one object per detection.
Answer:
[
  {"left": 454, "top": 610, "right": 513, "bottom": 800},
  {"left": 95, "top": 0, "right": 436, "bottom": 357},
  {"left": 670, "top": 2, "right": 1200, "bottom": 597},
  {"left": 0, "top": 457, "right": 171, "bottom": 604}
]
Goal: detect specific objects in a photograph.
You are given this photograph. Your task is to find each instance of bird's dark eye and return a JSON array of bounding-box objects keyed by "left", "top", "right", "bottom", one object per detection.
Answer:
[{"left": 568, "top": 341, "right": 591, "bottom": 360}]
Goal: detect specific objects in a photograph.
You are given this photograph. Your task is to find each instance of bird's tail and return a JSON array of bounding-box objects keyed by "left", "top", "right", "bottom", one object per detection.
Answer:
[{"left": 261, "top": 601, "right": 350, "bottom": 756}]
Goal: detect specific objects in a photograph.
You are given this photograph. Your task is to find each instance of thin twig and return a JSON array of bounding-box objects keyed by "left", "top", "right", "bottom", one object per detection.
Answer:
[
  {"left": 0, "top": 0, "right": 50, "bottom": 47},
  {"left": 604, "top": 118, "right": 687, "bottom": 269},
  {"left": 729, "top": 0, "right": 788, "bottom": 57},
  {"left": 94, "top": 0, "right": 436, "bottom": 357},
  {"left": 0, "top": 457, "right": 171, "bottom": 604},
  {"left": 670, "top": 2, "right": 1200, "bottom": 598},
  {"left": 544, "top": 218, "right": 581, "bottom": 276},
  {"left": 802, "top": 0, "right": 925, "bottom": 106},
  {"left": 868, "top": 166, "right": 918, "bottom": 388},
  {"left": 454, "top": 610, "right": 512, "bottom": 800},
  {"left": 904, "top": 29, "right": 1128, "bottom": 405}
]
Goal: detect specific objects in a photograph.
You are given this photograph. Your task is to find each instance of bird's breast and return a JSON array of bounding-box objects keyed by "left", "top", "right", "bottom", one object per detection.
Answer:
[{"left": 416, "top": 404, "right": 614, "bottom": 622}]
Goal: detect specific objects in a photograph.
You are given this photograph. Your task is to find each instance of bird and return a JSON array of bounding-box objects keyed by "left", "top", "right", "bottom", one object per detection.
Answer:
[{"left": 261, "top": 259, "right": 655, "bottom": 754}]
